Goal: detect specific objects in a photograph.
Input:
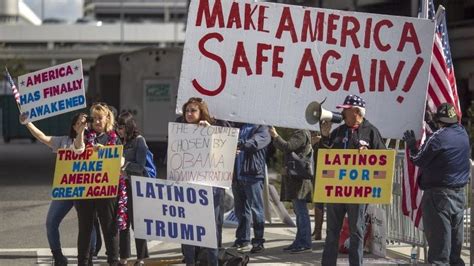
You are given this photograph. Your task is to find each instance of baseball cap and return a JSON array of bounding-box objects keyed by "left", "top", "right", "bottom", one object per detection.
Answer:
[
  {"left": 336, "top": 95, "right": 366, "bottom": 109},
  {"left": 435, "top": 103, "right": 458, "bottom": 124}
]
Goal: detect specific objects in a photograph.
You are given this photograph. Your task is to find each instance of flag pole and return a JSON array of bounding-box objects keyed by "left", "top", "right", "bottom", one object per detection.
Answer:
[
  {"left": 4, "top": 66, "right": 22, "bottom": 112},
  {"left": 434, "top": 5, "right": 445, "bottom": 24}
]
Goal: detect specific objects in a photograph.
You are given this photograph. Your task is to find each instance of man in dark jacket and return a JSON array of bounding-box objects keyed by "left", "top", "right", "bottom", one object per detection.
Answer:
[
  {"left": 403, "top": 103, "right": 470, "bottom": 265},
  {"left": 232, "top": 123, "right": 271, "bottom": 253},
  {"left": 320, "top": 95, "right": 386, "bottom": 266}
]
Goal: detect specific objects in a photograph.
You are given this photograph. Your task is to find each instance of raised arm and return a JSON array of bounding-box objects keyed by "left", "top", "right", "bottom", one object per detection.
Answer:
[
  {"left": 271, "top": 127, "right": 307, "bottom": 153},
  {"left": 20, "top": 113, "right": 53, "bottom": 148}
]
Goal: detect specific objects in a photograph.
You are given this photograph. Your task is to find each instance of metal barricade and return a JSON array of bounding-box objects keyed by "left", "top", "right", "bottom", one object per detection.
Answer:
[{"left": 382, "top": 151, "right": 426, "bottom": 246}]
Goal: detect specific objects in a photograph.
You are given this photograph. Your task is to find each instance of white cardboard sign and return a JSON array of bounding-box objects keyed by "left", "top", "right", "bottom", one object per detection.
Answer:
[
  {"left": 167, "top": 122, "right": 239, "bottom": 189},
  {"left": 18, "top": 59, "right": 86, "bottom": 123},
  {"left": 177, "top": 0, "right": 436, "bottom": 139},
  {"left": 132, "top": 176, "right": 217, "bottom": 249}
]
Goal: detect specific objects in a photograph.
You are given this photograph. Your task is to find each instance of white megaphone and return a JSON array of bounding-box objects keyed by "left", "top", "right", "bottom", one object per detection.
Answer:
[{"left": 305, "top": 98, "right": 343, "bottom": 125}]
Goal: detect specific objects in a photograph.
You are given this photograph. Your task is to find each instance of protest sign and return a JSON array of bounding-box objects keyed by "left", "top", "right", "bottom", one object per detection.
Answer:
[
  {"left": 167, "top": 122, "right": 239, "bottom": 188},
  {"left": 313, "top": 149, "right": 396, "bottom": 204},
  {"left": 367, "top": 206, "right": 387, "bottom": 257},
  {"left": 18, "top": 59, "right": 86, "bottom": 123},
  {"left": 132, "top": 176, "right": 217, "bottom": 249},
  {"left": 51, "top": 145, "right": 123, "bottom": 200},
  {"left": 177, "top": 0, "right": 436, "bottom": 139}
]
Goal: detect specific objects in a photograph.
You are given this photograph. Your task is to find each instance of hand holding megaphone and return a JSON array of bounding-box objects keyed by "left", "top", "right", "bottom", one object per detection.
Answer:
[{"left": 305, "top": 98, "right": 343, "bottom": 125}]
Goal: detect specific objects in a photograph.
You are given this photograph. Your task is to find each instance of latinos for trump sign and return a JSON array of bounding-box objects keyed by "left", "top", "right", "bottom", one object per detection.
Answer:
[
  {"left": 313, "top": 149, "right": 396, "bottom": 204},
  {"left": 177, "top": 0, "right": 435, "bottom": 139},
  {"left": 18, "top": 59, "right": 86, "bottom": 123},
  {"left": 51, "top": 146, "right": 123, "bottom": 200},
  {"left": 167, "top": 122, "right": 239, "bottom": 189},
  {"left": 131, "top": 176, "right": 217, "bottom": 249}
]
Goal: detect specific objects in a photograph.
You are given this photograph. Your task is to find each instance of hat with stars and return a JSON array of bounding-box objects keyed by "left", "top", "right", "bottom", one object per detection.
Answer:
[{"left": 336, "top": 95, "right": 366, "bottom": 109}]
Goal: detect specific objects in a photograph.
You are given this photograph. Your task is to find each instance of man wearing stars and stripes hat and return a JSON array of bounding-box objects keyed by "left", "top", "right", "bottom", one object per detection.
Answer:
[{"left": 320, "top": 94, "right": 385, "bottom": 266}]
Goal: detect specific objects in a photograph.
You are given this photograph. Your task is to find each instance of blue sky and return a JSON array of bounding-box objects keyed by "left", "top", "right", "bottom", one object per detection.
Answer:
[{"left": 24, "top": 0, "right": 83, "bottom": 22}]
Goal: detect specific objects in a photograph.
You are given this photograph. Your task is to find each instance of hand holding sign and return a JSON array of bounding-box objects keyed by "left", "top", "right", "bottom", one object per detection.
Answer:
[
  {"left": 19, "top": 112, "right": 29, "bottom": 125},
  {"left": 198, "top": 120, "right": 211, "bottom": 127}
]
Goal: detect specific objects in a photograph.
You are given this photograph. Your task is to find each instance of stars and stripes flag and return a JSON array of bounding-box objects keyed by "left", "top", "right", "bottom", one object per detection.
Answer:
[
  {"left": 402, "top": 0, "right": 462, "bottom": 228},
  {"left": 4, "top": 67, "right": 20, "bottom": 104}
]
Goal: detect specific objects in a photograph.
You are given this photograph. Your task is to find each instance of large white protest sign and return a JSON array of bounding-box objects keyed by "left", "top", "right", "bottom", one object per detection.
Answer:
[
  {"left": 132, "top": 176, "right": 217, "bottom": 249},
  {"left": 167, "top": 122, "right": 239, "bottom": 189},
  {"left": 177, "top": 0, "right": 436, "bottom": 139},
  {"left": 18, "top": 59, "right": 86, "bottom": 123}
]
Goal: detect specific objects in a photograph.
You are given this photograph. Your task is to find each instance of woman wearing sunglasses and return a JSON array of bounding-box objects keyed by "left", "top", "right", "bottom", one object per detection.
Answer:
[
  {"left": 20, "top": 112, "right": 87, "bottom": 266},
  {"left": 177, "top": 97, "right": 230, "bottom": 266}
]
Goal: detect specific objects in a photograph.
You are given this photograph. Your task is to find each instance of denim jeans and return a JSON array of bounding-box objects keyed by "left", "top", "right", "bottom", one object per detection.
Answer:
[
  {"left": 46, "top": 200, "right": 97, "bottom": 253},
  {"left": 182, "top": 187, "right": 225, "bottom": 266},
  {"left": 322, "top": 203, "right": 367, "bottom": 266},
  {"left": 232, "top": 179, "right": 265, "bottom": 246},
  {"left": 291, "top": 199, "right": 311, "bottom": 249},
  {"left": 422, "top": 188, "right": 465, "bottom": 265},
  {"left": 46, "top": 200, "right": 74, "bottom": 251}
]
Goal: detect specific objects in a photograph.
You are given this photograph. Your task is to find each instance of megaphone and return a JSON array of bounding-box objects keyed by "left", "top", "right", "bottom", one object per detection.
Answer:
[{"left": 305, "top": 99, "right": 343, "bottom": 125}]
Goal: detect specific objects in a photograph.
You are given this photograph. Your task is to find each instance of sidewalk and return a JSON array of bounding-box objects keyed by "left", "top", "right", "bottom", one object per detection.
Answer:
[
  {"left": 139, "top": 224, "right": 408, "bottom": 266},
  {"left": 14, "top": 218, "right": 470, "bottom": 265}
]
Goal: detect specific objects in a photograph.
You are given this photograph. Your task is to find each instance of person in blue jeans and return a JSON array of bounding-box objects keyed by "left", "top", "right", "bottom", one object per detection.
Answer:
[
  {"left": 403, "top": 103, "right": 470, "bottom": 265},
  {"left": 232, "top": 123, "right": 271, "bottom": 254},
  {"left": 20, "top": 112, "right": 92, "bottom": 266},
  {"left": 320, "top": 95, "right": 386, "bottom": 266},
  {"left": 270, "top": 127, "right": 313, "bottom": 253}
]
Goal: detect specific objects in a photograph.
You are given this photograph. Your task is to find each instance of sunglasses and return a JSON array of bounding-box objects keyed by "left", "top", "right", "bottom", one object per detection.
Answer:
[{"left": 185, "top": 108, "right": 199, "bottom": 113}]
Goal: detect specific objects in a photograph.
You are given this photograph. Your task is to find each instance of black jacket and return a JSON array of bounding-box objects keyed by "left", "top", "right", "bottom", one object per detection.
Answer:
[
  {"left": 322, "top": 119, "right": 386, "bottom": 150},
  {"left": 273, "top": 129, "right": 313, "bottom": 201}
]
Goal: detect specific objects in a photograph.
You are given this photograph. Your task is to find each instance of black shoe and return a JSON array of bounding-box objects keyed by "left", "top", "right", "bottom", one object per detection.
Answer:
[
  {"left": 283, "top": 245, "right": 295, "bottom": 252},
  {"left": 290, "top": 247, "right": 312, "bottom": 254},
  {"left": 52, "top": 249, "right": 68, "bottom": 266},
  {"left": 250, "top": 244, "right": 265, "bottom": 253}
]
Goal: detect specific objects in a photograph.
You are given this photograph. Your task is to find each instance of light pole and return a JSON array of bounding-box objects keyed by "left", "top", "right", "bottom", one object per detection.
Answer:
[{"left": 120, "top": 0, "right": 124, "bottom": 46}]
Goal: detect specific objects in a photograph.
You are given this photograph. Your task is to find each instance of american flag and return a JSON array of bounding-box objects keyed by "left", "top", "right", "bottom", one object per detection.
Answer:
[
  {"left": 4, "top": 68, "right": 20, "bottom": 104},
  {"left": 373, "top": 170, "right": 386, "bottom": 180},
  {"left": 402, "top": 0, "right": 462, "bottom": 228},
  {"left": 322, "top": 169, "right": 335, "bottom": 178}
]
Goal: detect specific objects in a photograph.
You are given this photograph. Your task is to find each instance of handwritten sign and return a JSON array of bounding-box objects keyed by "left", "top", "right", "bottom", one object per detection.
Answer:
[
  {"left": 51, "top": 146, "right": 123, "bottom": 200},
  {"left": 177, "top": 0, "right": 435, "bottom": 139},
  {"left": 132, "top": 176, "right": 217, "bottom": 248},
  {"left": 167, "top": 122, "right": 239, "bottom": 188},
  {"left": 18, "top": 59, "right": 86, "bottom": 123},
  {"left": 313, "top": 149, "right": 395, "bottom": 204}
]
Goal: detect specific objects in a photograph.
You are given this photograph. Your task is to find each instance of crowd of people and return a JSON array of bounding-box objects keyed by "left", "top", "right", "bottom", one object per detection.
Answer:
[{"left": 21, "top": 94, "right": 470, "bottom": 266}]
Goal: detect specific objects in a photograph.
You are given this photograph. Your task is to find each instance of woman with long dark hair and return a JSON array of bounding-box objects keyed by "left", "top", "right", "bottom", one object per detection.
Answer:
[
  {"left": 116, "top": 111, "right": 149, "bottom": 266},
  {"left": 20, "top": 112, "right": 87, "bottom": 265}
]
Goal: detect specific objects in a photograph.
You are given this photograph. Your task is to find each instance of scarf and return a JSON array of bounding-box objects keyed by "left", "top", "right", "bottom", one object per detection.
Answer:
[{"left": 85, "top": 129, "right": 127, "bottom": 230}]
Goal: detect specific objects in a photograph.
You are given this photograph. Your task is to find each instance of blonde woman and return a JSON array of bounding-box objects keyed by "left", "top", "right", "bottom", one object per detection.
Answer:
[{"left": 75, "top": 102, "right": 121, "bottom": 266}]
